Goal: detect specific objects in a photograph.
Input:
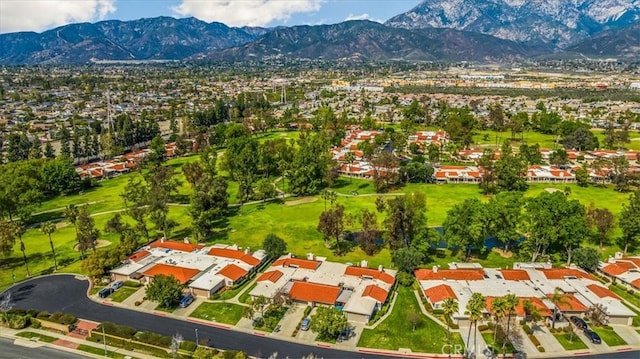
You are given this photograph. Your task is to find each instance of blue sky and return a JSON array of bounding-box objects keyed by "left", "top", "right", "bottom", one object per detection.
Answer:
[{"left": 0, "top": 0, "right": 423, "bottom": 34}]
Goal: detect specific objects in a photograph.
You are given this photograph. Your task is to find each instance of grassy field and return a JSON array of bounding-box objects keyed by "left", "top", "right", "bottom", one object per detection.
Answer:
[
  {"left": 554, "top": 332, "right": 588, "bottom": 351},
  {"left": 591, "top": 327, "right": 627, "bottom": 346},
  {"left": 189, "top": 302, "right": 245, "bottom": 325},
  {"left": 1, "top": 145, "right": 636, "bottom": 291},
  {"left": 358, "top": 286, "right": 463, "bottom": 353},
  {"left": 473, "top": 130, "right": 560, "bottom": 149}
]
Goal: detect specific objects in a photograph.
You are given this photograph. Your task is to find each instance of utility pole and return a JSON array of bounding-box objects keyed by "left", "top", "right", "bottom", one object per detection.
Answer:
[{"left": 102, "top": 324, "right": 107, "bottom": 356}]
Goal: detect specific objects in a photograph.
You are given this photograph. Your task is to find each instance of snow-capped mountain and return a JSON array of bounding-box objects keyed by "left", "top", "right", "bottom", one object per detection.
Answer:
[{"left": 385, "top": 0, "right": 640, "bottom": 48}]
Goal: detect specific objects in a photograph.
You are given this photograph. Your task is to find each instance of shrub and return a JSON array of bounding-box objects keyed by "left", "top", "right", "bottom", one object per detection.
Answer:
[
  {"left": 528, "top": 334, "right": 540, "bottom": 346},
  {"left": 99, "top": 322, "right": 136, "bottom": 339},
  {"left": 27, "top": 309, "right": 39, "bottom": 317},
  {"left": 303, "top": 306, "right": 312, "bottom": 317},
  {"left": 522, "top": 324, "right": 532, "bottom": 335},
  {"left": 135, "top": 330, "right": 172, "bottom": 348},
  {"left": 7, "top": 314, "right": 29, "bottom": 329},
  {"left": 396, "top": 272, "right": 414, "bottom": 287},
  {"left": 477, "top": 324, "right": 489, "bottom": 332},
  {"left": 432, "top": 309, "right": 444, "bottom": 315},
  {"left": 179, "top": 340, "right": 197, "bottom": 352},
  {"left": 134, "top": 301, "right": 142, "bottom": 306},
  {"left": 30, "top": 318, "right": 41, "bottom": 329},
  {"left": 36, "top": 311, "right": 50, "bottom": 319},
  {"left": 124, "top": 280, "right": 142, "bottom": 288},
  {"left": 538, "top": 346, "right": 546, "bottom": 352}
]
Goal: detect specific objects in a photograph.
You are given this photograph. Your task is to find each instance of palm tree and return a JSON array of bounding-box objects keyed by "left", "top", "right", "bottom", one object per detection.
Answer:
[
  {"left": 14, "top": 221, "right": 29, "bottom": 277},
  {"left": 550, "top": 287, "right": 569, "bottom": 329},
  {"left": 442, "top": 298, "right": 459, "bottom": 359},
  {"left": 344, "top": 151, "right": 356, "bottom": 182},
  {"left": 491, "top": 296, "right": 507, "bottom": 352},
  {"left": 501, "top": 294, "right": 519, "bottom": 359},
  {"left": 465, "top": 292, "right": 485, "bottom": 358},
  {"left": 64, "top": 204, "right": 81, "bottom": 258},
  {"left": 523, "top": 299, "right": 543, "bottom": 333},
  {"left": 41, "top": 221, "right": 57, "bottom": 271}
]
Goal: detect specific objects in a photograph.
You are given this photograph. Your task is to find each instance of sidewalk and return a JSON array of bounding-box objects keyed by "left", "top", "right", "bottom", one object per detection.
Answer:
[{"left": 0, "top": 326, "right": 158, "bottom": 359}]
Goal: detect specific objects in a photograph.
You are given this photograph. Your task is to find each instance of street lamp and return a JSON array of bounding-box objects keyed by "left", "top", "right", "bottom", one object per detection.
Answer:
[
  {"left": 102, "top": 324, "right": 107, "bottom": 356},
  {"left": 195, "top": 328, "right": 198, "bottom": 347}
]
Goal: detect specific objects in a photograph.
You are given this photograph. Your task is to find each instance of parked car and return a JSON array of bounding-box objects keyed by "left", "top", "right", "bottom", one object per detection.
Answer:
[
  {"left": 300, "top": 318, "right": 311, "bottom": 331},
  {"left": 570, "top": 316, "right": 588, "bottom": 330},
  {"left": 111, "top": 281, "right": 124, "bottom": 290},
  {"left": 179, "top": 293, "right": 194, "bottom": 308},
  {"left": 98, "top": 287, "right": 114, "bottom": 298},
  {"left": 584, "top": 329, "right": 602, "bottom": 344}
]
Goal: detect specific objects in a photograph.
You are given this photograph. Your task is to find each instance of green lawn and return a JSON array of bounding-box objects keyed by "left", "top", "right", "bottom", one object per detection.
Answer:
[
  {"left": 189, "top": 302, "right": 245, "bottom": 325},
  {"left": 608, "top": 285, "right": 640, "bottom": 309},
  {"left": 591, "top": 326, "right": 627, "bottom": 346},
  {"left": 15, "top": 331, "right": 57, "bottom": 343},
  {"left": 473, "top": 130, "right": 559, "bottom": 149},
  {"left": 238, "top": 283, "right": 256, "bottom": 304},
  {"left": 359, "top": 286, "right": 463, "bottom": 353},
  {"left": 481, "top": 331, "right": 516, "bottom": 354},
  {"left": 554, "top": 333, "right": 588, "bottom": 351},
  {"left": 109, "top": 287, "right": 138, "bottom": 303},
  {"left": 76, "top": 344, "right": 128, "bottom": 359}
]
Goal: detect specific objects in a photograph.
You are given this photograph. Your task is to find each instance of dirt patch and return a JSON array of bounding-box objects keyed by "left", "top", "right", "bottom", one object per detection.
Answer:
[
  {"left": 545, "top": 187, "right": 561, "bottom": 193},
  {"left": 493, "top": 248, "right": 513, "bottom": 258},
  {"left": 284, "top": 197, "right": 318, "bottom": 206},
  {"left": 74, "top": 239, "right": 111, "bottom": 251}
]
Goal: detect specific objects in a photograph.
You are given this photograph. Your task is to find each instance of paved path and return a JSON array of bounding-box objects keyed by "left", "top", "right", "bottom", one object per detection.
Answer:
[{"left": 531, "top": 325, "right": 565, "bottom": 353}]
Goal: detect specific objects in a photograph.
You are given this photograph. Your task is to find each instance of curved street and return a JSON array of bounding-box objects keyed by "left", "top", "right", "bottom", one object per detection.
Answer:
[{"left": 1, "top": 274, "right": 638, "bottom": 359}]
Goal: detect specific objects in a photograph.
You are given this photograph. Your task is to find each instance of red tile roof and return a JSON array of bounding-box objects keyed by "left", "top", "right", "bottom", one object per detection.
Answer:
[
  {"left": 344, "top": 266, "right": 395, "bottom": 285},
  {"left": 539, "top": 268, "right": 594, "bottom": 280},
  {"left": 288, "top": 281, "right": 340, "bottom": 305},
  {"left": 602, "top": 264, "right": 629, "bottom": 276},
  {"left": 631, "top": 278, "right": 640, "bottom": 290},
  {"left": 520, "top": 297, "right": 553, "bottom": 317},
  {"left": 128, "top": 250, "right": 150, "bottom": 262},
  {"left": 415, "top": 268, "right": 485, "bottom": 281},
  {"left": 149, "top": 240, "right": 204, "bottom": 253},
  {"left": 546, "top": 293, "right": 588, "bottom": 312},
  {"left": 586, "top": 284, "right": 620, "bottom": 300},
  {"left": 424, "top": 284, "right": 457, "bottom": 304},
  {"left": 143, "top": 264, "right": 199, "bottom": 284},
  {"left": 272, "top": 258, "right": 321, "bottom": 270},
  {"left": 208, "top": 247, "right": 260, "bottom": 266},
  {"left": 257, "top": 270, "right": 283, "bottom": 283},
  {"left": 362, "top": 285, "right": 389, "bottom": 303},
  {"left": 499, "top": 269, "right": 530, "bottom": 281},
  {"left": 217, "top": 264, "right": 248, "bottom": 282}
]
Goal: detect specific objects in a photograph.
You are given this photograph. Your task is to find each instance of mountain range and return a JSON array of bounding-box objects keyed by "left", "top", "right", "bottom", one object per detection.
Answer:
[{"left": 0, "top": 0, "right": 638, "bottom": 65}]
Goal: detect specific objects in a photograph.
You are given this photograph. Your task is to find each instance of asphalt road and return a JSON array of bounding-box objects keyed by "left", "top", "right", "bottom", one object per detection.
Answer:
[
  {"left": 0, "top": 337, "right": 89, "bottom": 359},
  {"left": 2, "top": 275, "right": 388, "bottom": 359},
  {"left": 1, "top": 274, "right": 638, "bottom": 359}
]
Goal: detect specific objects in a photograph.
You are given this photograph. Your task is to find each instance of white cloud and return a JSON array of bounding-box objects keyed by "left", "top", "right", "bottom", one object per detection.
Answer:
[
  {"left": 344, "top": 13, "right": 382, "bottom": 23},
  {"left": 172, "top": 0, "right": 324, "bottom": 27},
  {"left": 0, "top": 0, "right": 117, "bottom": 34}
]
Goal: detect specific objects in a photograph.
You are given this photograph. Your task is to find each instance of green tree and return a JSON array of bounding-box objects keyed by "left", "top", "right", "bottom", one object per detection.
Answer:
[
  {"left": 189, "top": 176, "right": 229, "bottom": 241},
  {"left": 288, "top": 133, "right": 332, "bottom": 195},
  {"left": 550, "top": 287, "right": 569, "bottom": 329},
  {"left": 76, "top": 205, "right": 99, "bottom": 259},
  {"left": 586, "top": 204, "right": 615, "bottom": 249},
  {"left": 14, "top": 221, "right": 29, "bottom": 276},
  {"left": 618, "top": 190, "right": 640, "bottom": 255},
  {"left": 443, "top": 198, "right": 486, "bottom": 261},
  {"left": 262, "top": 233, "right": 287, "bottom": 259},
  {"left": 41, "top": 159, "right": 82, "bottom": 195},
  {"left": 64, "top": 204, "right": 80, "bottom": 243},
  {"left": 575, "top": 167, "right": 590, "bottom": 187},
  {"left": 549, "top": 148, "right": 569, "bottom": 166},
  {"left": 316, "top": 204, "right": 346, "bottom": 254},
  {"left": 478, "top": 149, "right": 497, "bottom": 195},
  {"left": 391, "top": 246, "right": 423, "bottom": 273},
  {"left": 40, "top": 221, "right": 58, "bottom": 271},
  {"left": 383, "top": 193, "right": 427, "bottom": 249},
  {"left": 0, "top": 220, "right": 17, "bottom": 259},
  {"left": 146, "top": 135, "right": 166, "bottom": 168},
  {"left": 44, "top": 141, "right": 56, "bottom": 159},
  {"left": 145, "top": 274, "right": 183, "bottom": 309},
  {"left": 572, "top": 247, "right": 600, "bottom": 272},
  {"left": 495, "top": 141, "right": 528, "bottom": 192},
  {"left": 442, "top": 298, "right": 459, "bottom": 359},
  {"left": 309, "top": 306, "right": 348, "bottom": 340},
  {"left": 485, "top": 192, "right": 523, "bottom": 253}
]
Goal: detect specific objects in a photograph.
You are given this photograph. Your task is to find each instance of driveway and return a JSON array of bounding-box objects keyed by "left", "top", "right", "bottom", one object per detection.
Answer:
[{"left": 273, "top": 304, "right": 306, "bottom": 338}]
